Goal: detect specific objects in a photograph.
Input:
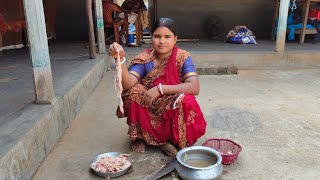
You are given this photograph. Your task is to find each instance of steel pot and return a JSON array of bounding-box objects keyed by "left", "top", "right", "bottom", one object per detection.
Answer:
[{"left": 175, "top": 146, "right": 223, "bottom": 180}]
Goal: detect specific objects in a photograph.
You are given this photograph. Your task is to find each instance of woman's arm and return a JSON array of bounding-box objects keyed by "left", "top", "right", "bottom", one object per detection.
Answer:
[
  {"left": 162, "top": 76, "right": 200, "bottom": 95},
  {"left": 119, "top": 63, "right": 138, "bottom": 90},
  {"left": 108, "top": 42, "right": 138, "bottom": 90},
  {"left": 142, "top": 76, "right": 199, "bottom": 107},
  {"left": 161, "top": 56, "right": 200, "bottom": 95}
]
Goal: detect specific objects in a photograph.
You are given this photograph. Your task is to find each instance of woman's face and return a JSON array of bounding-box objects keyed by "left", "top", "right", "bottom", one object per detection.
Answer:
[{"left": 152, "top": 26, "right": 177, "bottom": 57}]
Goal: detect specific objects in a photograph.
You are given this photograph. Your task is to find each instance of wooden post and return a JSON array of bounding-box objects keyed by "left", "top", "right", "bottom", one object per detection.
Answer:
[
  {"left": 0, "top": 33, "right": 2, "bottom": 56},
  {"left": 300, "top": 0, "right": 311, "bottom": 44},
  {"left": 275, "top": 0, "right": 290, "bottom": 52},
  {"left": 86, "top": 0, "right": 96, "bottom": 59},
  {"left": 135, "top": 10, "right": 142, "bottom": 46},
  {"left": 271, "top": 0, "right": 280, "bottom": 40},
  {"left": 94, "top": 0, "right": 106, "bottom": 53},
  {"left": 22, "top": 0, "right": 54, "bottom": 104}
]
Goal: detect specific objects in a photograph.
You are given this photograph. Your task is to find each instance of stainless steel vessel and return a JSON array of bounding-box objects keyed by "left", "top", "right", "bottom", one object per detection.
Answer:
[{"left": 175, "top": 146, "right": 223, "bottom": 180}]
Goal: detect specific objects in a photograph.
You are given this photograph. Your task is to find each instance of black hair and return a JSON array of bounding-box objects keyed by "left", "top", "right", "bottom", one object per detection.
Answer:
[{"left": 151, "top": 18, "right": 177, "bottom": 35}]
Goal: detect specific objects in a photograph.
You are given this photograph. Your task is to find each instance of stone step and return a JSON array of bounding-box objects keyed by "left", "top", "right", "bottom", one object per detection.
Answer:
[{"left": 108, "top": 51, "right": 320, "bottom": 70}]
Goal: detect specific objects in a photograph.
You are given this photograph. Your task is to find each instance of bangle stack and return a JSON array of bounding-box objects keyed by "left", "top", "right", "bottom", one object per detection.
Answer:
[
  {"left": 114, "top": 57, "right": 126, "bottom": 64},
  {"left": 157, "top": 83, "right": 164, "bottom": 95}
]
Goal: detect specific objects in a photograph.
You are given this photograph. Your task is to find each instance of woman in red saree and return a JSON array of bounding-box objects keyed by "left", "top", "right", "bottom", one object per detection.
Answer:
[{"left": 108, "top": 18, "right": 206, "bottom": 154}]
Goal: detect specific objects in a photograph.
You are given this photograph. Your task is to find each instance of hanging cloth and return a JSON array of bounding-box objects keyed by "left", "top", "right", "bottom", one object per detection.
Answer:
[{"left": 289, "top": 0, "right": 297, "bottom": 12}]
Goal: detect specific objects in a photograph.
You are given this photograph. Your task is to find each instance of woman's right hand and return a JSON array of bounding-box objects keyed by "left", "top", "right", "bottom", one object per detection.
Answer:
[
  {"left": 142, "top": 86, "right": 161, "bottom": 107},
  {"left": 108, "top": 42, "right": 125, "bottom": 59}
]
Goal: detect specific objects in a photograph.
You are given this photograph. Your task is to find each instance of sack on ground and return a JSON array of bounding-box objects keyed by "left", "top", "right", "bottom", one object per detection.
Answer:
[{"left": 225, "top": 25, "right": 257, "bottom": 44}]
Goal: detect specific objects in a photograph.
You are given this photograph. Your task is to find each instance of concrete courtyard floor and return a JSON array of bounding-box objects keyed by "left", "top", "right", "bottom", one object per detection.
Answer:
[{"left": 33, "top": 69, "right": 320, "bottom": 180}]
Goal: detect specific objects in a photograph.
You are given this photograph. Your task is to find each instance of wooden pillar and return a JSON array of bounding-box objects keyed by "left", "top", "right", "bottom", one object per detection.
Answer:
[
  {"left": 271, "top": 0, "right": 280, "bottom": 40},
  {"left": 135, "top": 10, "right": 142, "bottom": 46},
  {"left": 94, "top": 0, "right": 106, "bottom": 53},
  {"left": 22, "top": 0, "right": 54, "bottom": 104},
  {"left": 300, "top": 0, "right": 311, "bottom": 44},
  {"left": 0, "top": 33, "right": 2, "bottom": 56},
  {"left": 275, "top": 0, "right": 290, "bottom": 52},
  {"left": 86, "top": 0, "right": 96, "bottom": 59}
]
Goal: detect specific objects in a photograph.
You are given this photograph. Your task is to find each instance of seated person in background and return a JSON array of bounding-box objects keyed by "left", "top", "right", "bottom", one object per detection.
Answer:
[
  {"left": 119, "top": 0, "right": 148, "bottom": 30},
  {"left": 121, "top": 0, "right": 146, "bottom": 12}
]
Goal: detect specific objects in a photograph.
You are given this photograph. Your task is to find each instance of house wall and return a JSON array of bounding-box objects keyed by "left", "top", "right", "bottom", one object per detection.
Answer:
[
  {"left": 54, "top": 0, "right": 275, "bottom": 40},
  {"left": 55, "top": 0, "right": 88, "bottom": 40},
  {"left": 157, "top": 0, "right": 275, "bottom": 39}
]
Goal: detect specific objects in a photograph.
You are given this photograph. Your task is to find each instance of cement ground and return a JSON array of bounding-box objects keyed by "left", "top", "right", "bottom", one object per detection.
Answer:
[{"left": 33, "top": 69, "right": 320, "bottom": 180}]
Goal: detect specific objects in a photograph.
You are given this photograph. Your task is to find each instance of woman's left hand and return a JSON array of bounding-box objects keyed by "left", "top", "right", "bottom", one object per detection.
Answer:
[{"left": 142, "top": 86, "right": 161, "bottom": 107}]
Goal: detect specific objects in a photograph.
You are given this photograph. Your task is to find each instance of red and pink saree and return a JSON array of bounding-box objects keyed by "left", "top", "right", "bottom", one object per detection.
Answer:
[{"left": 118, "top": 46, "right": 206, "bottom": 149}]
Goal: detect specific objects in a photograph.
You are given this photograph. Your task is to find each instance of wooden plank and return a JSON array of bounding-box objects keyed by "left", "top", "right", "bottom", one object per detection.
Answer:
[
  {"left": 294, "top": 28, "right": 318, "bottom": 34},
  {"left": 22, "top": 0, "right": 54, "bottom": 104},
  {"left": 177, "top": 39, "right": 200, "bottom": 42},
  {"left": 275, "top": 0, "right": 290, "bottom": 52},
  {"left": 94, "top": 0, "right": 106, "bottom": 53},
  {"left": 285, "top": 28, "right": 318, "bottom": 34},
  {"left": 86, "top": 0, "right": 96, "bottom": 59}
]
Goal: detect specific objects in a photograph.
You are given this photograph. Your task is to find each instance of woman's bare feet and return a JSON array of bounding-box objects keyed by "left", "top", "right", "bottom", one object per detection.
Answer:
[
  {"left": 160, "top": 142, "right": 178, "bottom": 156},
  {"left": 131, "top": 139, "right": 146, "bottom": 153}
]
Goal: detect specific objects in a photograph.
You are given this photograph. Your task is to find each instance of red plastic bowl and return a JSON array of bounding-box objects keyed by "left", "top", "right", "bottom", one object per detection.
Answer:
[{"left": 202, "top": 138, "right": 242, "bottom": 165}]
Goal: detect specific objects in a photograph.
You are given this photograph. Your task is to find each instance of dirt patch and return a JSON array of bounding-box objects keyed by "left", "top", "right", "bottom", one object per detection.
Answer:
[{"left": 197, "top": 65, "right": 238, "bottom": 75}]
